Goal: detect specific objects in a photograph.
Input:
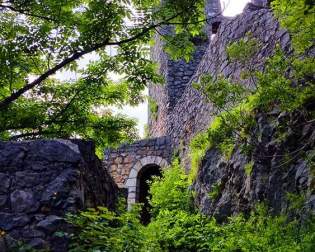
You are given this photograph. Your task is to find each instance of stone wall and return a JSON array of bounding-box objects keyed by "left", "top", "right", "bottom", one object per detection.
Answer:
[
  {"left": 149, "top": 6, "right": 291, "bottom": 169},
  {"left": 104, "top": 136, "right": 171, "bottom": 187},
  {"left": 149, "top": 33, "right": 208, "bottom": 137},
  {"left": 148, "top": 0, "right": 222, "bottom": 137},
  {"left": 0, "top": 140, "right": 117, "bottom": 251},
  {"left": 0, "top": 1, "right": 307, "bottom": 251}
]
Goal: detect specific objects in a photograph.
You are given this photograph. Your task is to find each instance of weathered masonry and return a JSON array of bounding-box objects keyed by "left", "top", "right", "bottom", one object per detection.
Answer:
[
  {"left": 103, "top": 137, "right": 171, "bottom": 209},
  {"left": 0, "top": 140, "right": 118, "bottom": 251},
  {"left": 104, "top": 0, "right": 286, "bottom": 207},
  {"left": 1, "top": 0, "right": 313, "bottom": 251}
]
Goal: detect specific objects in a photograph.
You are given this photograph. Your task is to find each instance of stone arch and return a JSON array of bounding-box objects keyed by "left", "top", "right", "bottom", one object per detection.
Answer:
[{"left": 125, "top": 156, "right": 169, "bottom": 210}]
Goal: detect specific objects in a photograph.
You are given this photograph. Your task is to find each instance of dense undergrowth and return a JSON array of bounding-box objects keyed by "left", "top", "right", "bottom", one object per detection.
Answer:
[
  {"left": 65, "top": 159, "right": 315, "bottom": 252},
  {"left": 2, "top": 0, "right": 313, "bottom": 251}
]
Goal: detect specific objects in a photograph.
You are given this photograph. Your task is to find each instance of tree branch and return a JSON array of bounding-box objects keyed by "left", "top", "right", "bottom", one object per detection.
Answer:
[
  {"left": 0, "top": 11, "right": 185, "bottom": 109},
  {"left": 0, "top": 4, "right": 57, "bottom": 22},
  {"left": 0, "top": 44, "right": 107, "bottom": 109},
  {"left": 9, "top": 130, "right": 59, "bottom": 140},
  {"left": 0, "top": 1, "right": 200, "bottom": 110}
]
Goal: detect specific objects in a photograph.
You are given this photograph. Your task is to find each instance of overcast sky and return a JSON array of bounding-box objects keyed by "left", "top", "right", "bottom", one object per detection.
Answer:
[{"left": 55, "top": 0, "right": 251, "bottom": 137}]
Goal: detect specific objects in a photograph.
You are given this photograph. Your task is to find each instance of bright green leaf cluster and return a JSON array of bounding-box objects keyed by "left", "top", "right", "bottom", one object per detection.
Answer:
[
  {"left": 272, "top": 0, "right": 315, "bottom": 54},
  {"left": 0, "top": 0, "right": 206, "bottom": 153},
  {"left": 149, "top": 159, "right": 193, "bottom": 216}
]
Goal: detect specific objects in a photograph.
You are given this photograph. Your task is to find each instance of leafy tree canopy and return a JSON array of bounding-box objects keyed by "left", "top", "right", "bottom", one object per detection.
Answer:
[{"left": 0, "top": 0, "right": 205, "bottom": 154}]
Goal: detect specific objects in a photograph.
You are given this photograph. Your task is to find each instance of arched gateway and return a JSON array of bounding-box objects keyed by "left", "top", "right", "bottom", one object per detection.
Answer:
[
  {"left": 125, "top": 156, "right": 169, "bottom": 210},
  {"left": 103, "top": 136, "right": 172, "bottom": 210}
]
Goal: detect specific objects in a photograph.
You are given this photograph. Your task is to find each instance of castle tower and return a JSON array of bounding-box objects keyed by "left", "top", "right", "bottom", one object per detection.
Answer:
[
  {"left": 205, "top": 0, "right": 222, "bottom": 38},
  {"left": 148, "top": 0, "right": 222, "bottom": 137}
]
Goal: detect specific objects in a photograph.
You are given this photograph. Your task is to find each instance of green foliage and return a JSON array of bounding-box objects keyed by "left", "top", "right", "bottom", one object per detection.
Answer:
[
  {"left": 67, "top": 206, "right": 145, "bottom": 252},
  {"left": 149, "top": 159, "right": 193, "bottom": 216},
  {"left": 189, "top": 131, "right": 210, "bottom": 183},
  {"left": 193, "top": 75, "right": 248, "bottom": 112},
  {"left": 10, "top": 242, "right": 41, "bottom": 252},
  {"left": 148, "top": 97, "right": 158, "bottom": 121},
  {"left": 219, "top": 140, "right": 234, "bottom": 160},
  {"left": 189, "top": 41, "right": 314, "bottom": 182},
  {"left": 157, "top": 0, "right": 206, "bottom": 61},
  {"left": 68, "top": 160, "right": 315, "bottom": 252},
  {"left": 143, "top": 123, "right": 150, "bottom": 138},
  {"left": 145, "top": 203, "right": 315, "bottom": 252},
  {"left": 305, "top": 149, "right": 315, "bottom": 173},
  {"left": 254, "top": 48, "right": 315, "bottom": 112},
  {"left": 272, "top": 0, "right": 315, "bottom": 54},
  {"left": 244, "top": 161, "right": 254, "bottom": 176},
  {"left": 208, "top": 181, "right": 221, "bottom": 200},
  {"left": 0, "top": 0, "right": 205, "bottom": 152},
  {"left": 227, "top": 36, "right": 260, "bottom": 87},
  {"left": 286, "top": 193, "right": 306, "bottom": 212},
  {"left": 145, "top": 209, "right": 214, "bottom": 251},
  {"left": 164, "top": 32, "right": 195, "bottom": 62},
  {"left": 211, "top": 205, "right": 315, "bottom": 252},
  {"left": 189, "top": 101, "right": 255, "bottom": 181},
  {"left": 227, "top": 35, "right": 260, "bottom": 65}
]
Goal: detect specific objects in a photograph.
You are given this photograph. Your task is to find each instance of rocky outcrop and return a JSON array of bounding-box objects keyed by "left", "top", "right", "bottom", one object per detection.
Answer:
[
  {"left": 0, "top": 140, "right": 118, "bottom": 251},
  {"left": 0, "top": 1, "right": 312, "bottom": 250},
  {"left": 194, "top": 108, "right": 315, "bottom": 221},
  {"left": 148, "top": 1, "right": 315, "bottom": 221}
]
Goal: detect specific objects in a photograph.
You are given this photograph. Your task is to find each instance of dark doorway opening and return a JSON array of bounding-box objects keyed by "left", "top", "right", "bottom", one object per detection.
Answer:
[
  {"left": 137, "top": 164, "right": 162, "bottom": 225},
  {"left": 212, "top": 21, "right": 221, "bottom": 34}
]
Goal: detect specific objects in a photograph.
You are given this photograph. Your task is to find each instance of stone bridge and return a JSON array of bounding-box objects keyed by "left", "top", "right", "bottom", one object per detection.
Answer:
[{"left": 103, "top": 136, "right": 172, "bottom": 209}]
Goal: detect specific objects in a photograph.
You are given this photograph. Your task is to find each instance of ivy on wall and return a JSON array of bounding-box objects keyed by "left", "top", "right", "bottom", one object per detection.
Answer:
[{"left": 148, "top": 97, "right": 159, "bottom": 121}]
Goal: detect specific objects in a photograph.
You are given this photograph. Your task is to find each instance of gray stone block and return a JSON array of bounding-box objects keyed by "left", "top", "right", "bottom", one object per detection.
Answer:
[{"left": 10, "top": 190, "right": 39, "bottom": 213}]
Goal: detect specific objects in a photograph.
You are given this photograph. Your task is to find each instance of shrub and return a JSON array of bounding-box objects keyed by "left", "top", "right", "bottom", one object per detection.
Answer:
[
  {"left": 189, "top": 131, "right": 210, "bottom": 183},
  {"left": 244, "top": 161, "right": 254, "bottom": 176},
  {"left": 149, "top": 159, "right": 193, "bottom": 216},
  {"left": 66, "top": 206, "right": 145, "bottom": 252},
  {"left": 67, "top": 160, "right": 315, "bottom": 252}
]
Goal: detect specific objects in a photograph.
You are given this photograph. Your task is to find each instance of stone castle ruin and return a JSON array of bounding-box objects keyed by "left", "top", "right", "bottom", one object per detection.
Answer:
[
  {"left": 105, "top": 0, "right": 289, "bottom": 210},
  {"left": 2, "top": 0, "right": 311, "bottom": 250}
]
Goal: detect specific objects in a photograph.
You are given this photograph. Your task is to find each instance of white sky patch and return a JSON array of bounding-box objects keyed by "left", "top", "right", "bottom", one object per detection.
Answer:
[
  {"left": 55, "top": 52, "right": 100, "bottom": 82},
  {"left": 220, "top": 0, "right": 251, "bottom": 17},
  {"left": 121, "top": 101, "right": 148, "bottom": 137},
  {"left": 110, "top": 88, "right": 148, "bottom": 137}
]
